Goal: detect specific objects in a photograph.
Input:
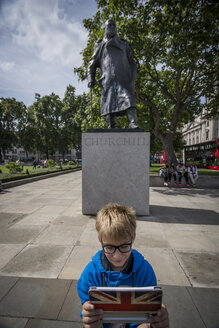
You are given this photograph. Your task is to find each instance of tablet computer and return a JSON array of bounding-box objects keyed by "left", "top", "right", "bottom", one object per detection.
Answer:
[{"left": 89, "top": 286, "right": 162, "bottom": 323}]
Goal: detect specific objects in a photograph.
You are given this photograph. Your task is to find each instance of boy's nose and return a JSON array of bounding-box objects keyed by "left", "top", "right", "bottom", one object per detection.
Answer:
[{"left": 113, "top": 248, "right": 122, "bottom": 257}]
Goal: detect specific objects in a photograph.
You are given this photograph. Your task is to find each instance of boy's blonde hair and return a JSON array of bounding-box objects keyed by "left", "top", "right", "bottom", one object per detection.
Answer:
[{"left": 96, "top": 203, "right": 136, "bottom": 240}]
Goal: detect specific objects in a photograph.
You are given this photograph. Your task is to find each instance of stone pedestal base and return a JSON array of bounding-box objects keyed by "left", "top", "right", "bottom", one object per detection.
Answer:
[{"left": 82, "top": 130, "right": 150, "bottom": 215}]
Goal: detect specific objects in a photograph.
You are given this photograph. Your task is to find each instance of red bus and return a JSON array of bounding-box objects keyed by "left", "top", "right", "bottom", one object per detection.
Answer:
[
  {"left": 152, "top": 150, "right": 166, "bottom": 164},
  {"left": 184, "top": 139, "right": 219, "bottom": 170}
]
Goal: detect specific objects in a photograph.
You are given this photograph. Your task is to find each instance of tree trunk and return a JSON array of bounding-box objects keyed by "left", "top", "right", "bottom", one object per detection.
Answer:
[{"left": 161, "top": 134, "right": 178, "bottom": 166}]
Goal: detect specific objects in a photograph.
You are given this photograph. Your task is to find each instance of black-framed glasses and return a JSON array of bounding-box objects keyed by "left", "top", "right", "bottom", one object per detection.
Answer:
[{"left": 101, "top": 240, "right": 132, "bottom": 254}]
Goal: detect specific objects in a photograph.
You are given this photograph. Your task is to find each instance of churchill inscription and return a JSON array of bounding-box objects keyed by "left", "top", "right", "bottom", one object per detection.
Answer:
[
  {"left": 83, "top": 136, "right": 147, "bottom": 147},
  {"left": 82, "top": 132, "right": 150, "bottom": 215}
]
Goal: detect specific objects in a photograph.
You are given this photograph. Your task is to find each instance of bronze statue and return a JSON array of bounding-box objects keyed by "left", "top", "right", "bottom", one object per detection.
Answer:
[{"left": 88, "top": 19, "right": 138, "bottom": 129}]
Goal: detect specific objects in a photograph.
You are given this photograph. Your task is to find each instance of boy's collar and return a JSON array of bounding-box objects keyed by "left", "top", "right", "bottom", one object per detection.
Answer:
[{"left": 101, "top": 251, "right": 133, "bottom": 274}]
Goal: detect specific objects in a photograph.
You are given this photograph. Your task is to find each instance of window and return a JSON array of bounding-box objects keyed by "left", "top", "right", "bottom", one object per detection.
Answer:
[{"left": 206, "top": 131, "right": 209, "bottom": 140}]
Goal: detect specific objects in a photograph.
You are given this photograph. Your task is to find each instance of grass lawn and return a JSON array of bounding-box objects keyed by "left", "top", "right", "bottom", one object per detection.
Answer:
[{"left": 0, "top": 164, "right": 81, "bottom": 182}]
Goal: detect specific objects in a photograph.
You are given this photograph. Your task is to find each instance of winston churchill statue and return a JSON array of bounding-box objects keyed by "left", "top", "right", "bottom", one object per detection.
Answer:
[{"left": 88, "top": 19, "right": 138, "bottom": 129}]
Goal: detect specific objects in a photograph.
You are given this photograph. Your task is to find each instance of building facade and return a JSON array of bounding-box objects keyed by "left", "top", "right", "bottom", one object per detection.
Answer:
[
  {"left": 182, "top": 114, "right": 219, "bottom": 146},
  {"left": 182, "top": 112, "right": 219, "bottom": 168}
]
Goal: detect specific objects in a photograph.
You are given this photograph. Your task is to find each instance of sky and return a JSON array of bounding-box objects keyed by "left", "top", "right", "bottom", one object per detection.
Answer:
[{"left": 0, "top": 0, "right": 98, "bottom": 107}]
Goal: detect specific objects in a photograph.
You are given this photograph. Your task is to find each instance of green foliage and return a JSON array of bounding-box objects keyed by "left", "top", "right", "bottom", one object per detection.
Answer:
[
  {"left": 46, "top": 159, "right": 56, "bottom": 168},
  {"left": 0, "top": 97, "right": 27, "bottom": 160},
  {"left": 68, "top": 161, "right": 75, "bottom": 166},
  {"left": 28, "top": 93, "right": 63, "bottom": 158},
  {"left": 61, "top": 85, "right": 87, "bottom": 150},
  {"left": 5, "top": 162, "right": 23, "bottom": 174},
  {"left": 0, "top": 84, "right": 89, "bottom": 161}
]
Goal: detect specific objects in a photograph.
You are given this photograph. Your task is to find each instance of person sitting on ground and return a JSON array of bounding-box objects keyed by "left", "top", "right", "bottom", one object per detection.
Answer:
[
  {"left": 77, "top": 203, "right": 169, "bottom": 328},
  {"left": 188, "top": 162, "right": 198, "bottom": 187},
  {"left": 176, "top": 162, "right": 190, "bottom": 187}
]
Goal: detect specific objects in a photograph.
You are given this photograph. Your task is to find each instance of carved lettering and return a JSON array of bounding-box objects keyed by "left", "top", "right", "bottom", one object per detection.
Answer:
[
  {"left": 84, "top": 136, "right": 147, "bottom": 147},
  {"left": 85, "top": 138, "right": 92, "bottom": 146}
]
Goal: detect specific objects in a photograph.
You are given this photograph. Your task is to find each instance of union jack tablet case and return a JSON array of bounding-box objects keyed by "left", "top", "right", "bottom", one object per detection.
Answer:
[{"left": 89, "top": 286, "right": 162, "bottom": 323}]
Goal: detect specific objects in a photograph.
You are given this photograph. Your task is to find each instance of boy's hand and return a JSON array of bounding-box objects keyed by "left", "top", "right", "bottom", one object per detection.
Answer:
[
  {"left": 82, "top": 301, "right": 103, "bottom": 328},
  {"left": 148, "top": 304, "right": 169, "bottom": 328}
]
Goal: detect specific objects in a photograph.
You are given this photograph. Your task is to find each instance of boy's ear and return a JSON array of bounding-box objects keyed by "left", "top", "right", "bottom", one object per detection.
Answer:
[
  {"left": 132, "top": 233, "right": 136, "bottom": 242},
  {"left": 98, "top": 235, "right": 102, "bottom": 243}
]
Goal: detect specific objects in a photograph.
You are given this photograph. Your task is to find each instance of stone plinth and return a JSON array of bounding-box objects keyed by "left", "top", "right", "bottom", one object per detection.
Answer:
[{"left": 82, "top": 130, "right": 150, "bottom": 215}]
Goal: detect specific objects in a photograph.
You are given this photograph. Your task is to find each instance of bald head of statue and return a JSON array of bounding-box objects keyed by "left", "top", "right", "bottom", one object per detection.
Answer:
[{"left": 104, "top": 19, "right": 117, "bottom": 39}]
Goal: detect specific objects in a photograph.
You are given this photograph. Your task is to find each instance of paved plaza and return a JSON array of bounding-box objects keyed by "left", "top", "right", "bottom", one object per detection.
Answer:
[{"left": 0, "top": 171, "right": 219, "bottom": 327}]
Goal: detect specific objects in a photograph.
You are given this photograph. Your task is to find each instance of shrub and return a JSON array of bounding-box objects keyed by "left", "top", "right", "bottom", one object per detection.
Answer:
[
  {"left": 5, "top": 162, "right": 23, "bottom": 174},
  {"left": 68, "top": 161, "right": 75, "bottom": 166},
  {"left": 46, "top": 159, "right": 56, "bottom": 168}
]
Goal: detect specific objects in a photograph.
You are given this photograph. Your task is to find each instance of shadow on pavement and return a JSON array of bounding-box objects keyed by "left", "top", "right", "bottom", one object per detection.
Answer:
[
  {"left": 151, "top": 187, "right": 219, "bottom": 198},
  {"left": 138, "top": 205, "right": 219, "bottom": 225}
]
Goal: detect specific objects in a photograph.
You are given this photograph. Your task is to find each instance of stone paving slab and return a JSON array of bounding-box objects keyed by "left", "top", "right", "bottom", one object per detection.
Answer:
[
  {"left": 161, "top": 285, "right": 206, "bottom": 328},
  {"left": 165, "top": 229, "right": 218, "bottom": 252},
  {"left": 0, "top": 276, "right": 18, "bottom": 301},
  {"left": 137, "top": 246, "right": 190, "bottom": 286},
  {"left": 59, "top": 245, "right": 100, "bottom": 280},
  {"left": 176, "top": 251, "right": 219, "bottom": 287},
  {"left": 0, "top": 226, "right": 45, "bottom": 244},
  {"left": 2, "top": 203, "right": 43, "bottom": 215},
  {"left": 0, "top": 278, "right": 71, "bottom": 320},
  {"left": 0, "top": 244, "right": 26, "bottom": 270},
  {"left": 0, "top": 316, "right": 28, "bottom": 328},
  {"left": 32, "top": 205, "right": 67, "bottom": 216},
  {"left": 0, "top": 245, "right": 73, "bottom": 278},
  {"left": 78, "top": 219, "right": 101, "bottom": 247},
  {"left": 58, "top": 280, "right": 81, "bottom": 322},
  {"left": 188, "top": 287, "right": 219, "bottom": 327},
  {"left": 53, "top": 215, "right": 89, "bottom": 226},
  {"left": 25, "top": 319, "right": 82, "bottom": 328},
  {"left": 0, "top": 213, "right": 25, "bottom": 228},
  {"left": 14, "top": 213, "right": 57, "bottom": 226},
  {"left": 33, "top": 225, "right": 83, "bottom": 246}
]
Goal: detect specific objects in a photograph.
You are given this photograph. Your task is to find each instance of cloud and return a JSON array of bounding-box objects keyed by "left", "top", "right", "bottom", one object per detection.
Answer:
[
  {"left": 0, "top": 61, "right": 15, "bottom": 72},
  {"left": 0, "top": 0, "right": 97, "bottom": 106},
  {"left": 1, "top": 0, "right": 88, "bottom": 67}
]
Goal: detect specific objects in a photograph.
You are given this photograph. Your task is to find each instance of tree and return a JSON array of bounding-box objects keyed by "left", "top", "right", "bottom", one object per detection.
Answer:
[
  {"left": 75, "top": 0, "right": 218, "bottom": 164},
  {"left": 0, "top": 97, "right": 26, "bottom": 161},
  {"left": 27, "top": 93, "right": 63, "bottom": 159},
  {"left": 61, "top": 85, "right": 89, "bottom": 159}
]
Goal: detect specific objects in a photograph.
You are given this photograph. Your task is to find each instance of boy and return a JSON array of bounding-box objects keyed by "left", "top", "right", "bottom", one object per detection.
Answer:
[{"left": 77, "top": 203, "right": 169, "bottom": 328}]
